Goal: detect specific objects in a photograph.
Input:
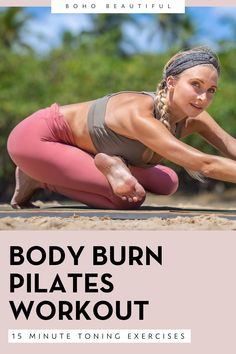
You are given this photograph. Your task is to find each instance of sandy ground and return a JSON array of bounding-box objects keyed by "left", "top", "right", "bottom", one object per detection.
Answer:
[{"left": 1, "top": 190, "right": 236, "bottom": 230}]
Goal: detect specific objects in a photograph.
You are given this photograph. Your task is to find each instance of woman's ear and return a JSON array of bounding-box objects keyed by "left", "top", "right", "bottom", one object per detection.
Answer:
[{"left": 166, "top": 76, "right": 176, "bottom": 90}]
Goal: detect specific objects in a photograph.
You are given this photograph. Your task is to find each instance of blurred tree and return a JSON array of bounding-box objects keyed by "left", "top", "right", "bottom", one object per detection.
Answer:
[
  {"left": 0, "top": 7, "right": 32, "bottom": 52},
  {"left": 218, "top": 16, "right": 236, "bottom": 52},
  {"left": 79, "top": 14, "right": 136, "bottom": 57},
  {"left": 61, "top": 30, "right": 79, "bottom": 50},
  {"left": 151, "top": 13, "right": 196, "bottom": 50}
]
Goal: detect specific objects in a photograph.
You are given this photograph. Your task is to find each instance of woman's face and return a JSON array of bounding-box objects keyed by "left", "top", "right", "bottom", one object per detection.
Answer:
[{"left": 167, "top": 64, "right": 219, "bottom": 119}]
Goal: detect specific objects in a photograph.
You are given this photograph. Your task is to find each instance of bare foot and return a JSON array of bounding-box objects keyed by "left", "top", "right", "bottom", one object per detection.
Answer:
[
  {"left": 10, "top": 167, "right": 42, "bottom": 209},
  {"left": 94, "top": 153, "right": 146, "bottom": 203}
]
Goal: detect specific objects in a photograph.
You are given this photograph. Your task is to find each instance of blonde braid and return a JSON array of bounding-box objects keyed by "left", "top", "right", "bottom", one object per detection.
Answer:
[{"left": 154, "top": 79, "right": 171, "bottom": 131}]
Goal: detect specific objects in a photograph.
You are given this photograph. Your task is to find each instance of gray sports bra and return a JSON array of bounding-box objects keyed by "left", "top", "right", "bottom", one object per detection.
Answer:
[{"left": 87, "top": 91, "right": 182, "bottom": 168}]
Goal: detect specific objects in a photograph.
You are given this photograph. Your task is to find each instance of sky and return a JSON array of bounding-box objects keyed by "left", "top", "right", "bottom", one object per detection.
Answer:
[{"left": 21, "top": 7, "right": 236, "bottom": 54}]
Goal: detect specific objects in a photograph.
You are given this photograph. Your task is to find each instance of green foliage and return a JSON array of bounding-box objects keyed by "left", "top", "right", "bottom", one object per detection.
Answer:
[
  {"left": 0, "top": 7, "right": 32, "bottom": 51},
  {"left": 1, "top": 11, "right": 236, "bottom": 201},
  {"left": 151, "top": 14, "right": 197, "bottom": 51}
]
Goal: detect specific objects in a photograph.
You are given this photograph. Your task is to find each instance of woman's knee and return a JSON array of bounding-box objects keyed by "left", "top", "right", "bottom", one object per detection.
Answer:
[
  {"left": 7, "top": 122, "right": 31, "bottom": 165},
  {"left": 143, "top": 165, "right": 179, "bottom": 195},
  {"left": 158, "top": 167, "right": 179, "bottom": 195},
  {"left": 7, "top": 132, "right": 23, "bottom": 167},
  {"left": 7, "top": 130, "right": 17, "bottom": 158}
]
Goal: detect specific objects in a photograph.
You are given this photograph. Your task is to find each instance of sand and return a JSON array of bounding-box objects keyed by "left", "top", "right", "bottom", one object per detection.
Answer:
[
  {"left": 1, "top": 214, "right": 236, "bottom": 230},
  {"left": 1, "top": 191, "right": 236, "bottom": 230}
]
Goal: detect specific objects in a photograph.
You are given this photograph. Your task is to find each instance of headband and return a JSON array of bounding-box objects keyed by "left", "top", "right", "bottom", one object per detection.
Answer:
[{"left": 164, "top": 51, "right": 220, "bottom": 78}]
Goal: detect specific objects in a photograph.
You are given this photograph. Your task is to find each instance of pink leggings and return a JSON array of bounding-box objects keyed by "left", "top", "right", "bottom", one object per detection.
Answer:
[{"left": 7, "top": 104, "right": 178, "bottom": 209}]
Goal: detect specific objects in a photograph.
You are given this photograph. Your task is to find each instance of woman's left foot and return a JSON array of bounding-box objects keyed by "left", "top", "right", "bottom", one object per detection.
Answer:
[{"left": 94, "top": 153, "right": 146, "bottom": 203}]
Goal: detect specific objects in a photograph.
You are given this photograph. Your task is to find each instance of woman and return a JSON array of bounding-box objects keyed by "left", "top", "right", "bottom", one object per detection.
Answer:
[{"left": 7, "top": 47, "right": 236, "bottom": 210}]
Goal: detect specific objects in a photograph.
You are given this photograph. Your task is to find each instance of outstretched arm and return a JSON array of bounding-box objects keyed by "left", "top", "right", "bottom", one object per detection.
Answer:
[
  {"left": 181, "top": 110, "right": 236, "bottom": 160},
  {"left": 131, "top": 113, "right": 236, "bottom": 184}
]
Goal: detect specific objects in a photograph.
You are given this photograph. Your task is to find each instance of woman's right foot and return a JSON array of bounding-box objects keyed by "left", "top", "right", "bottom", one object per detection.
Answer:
[
  {"left": 94, "top": 153, "right": 146, "bottom": 203},
  {"left": 10, "top": 167, "right": 42, "bottom": 209}
]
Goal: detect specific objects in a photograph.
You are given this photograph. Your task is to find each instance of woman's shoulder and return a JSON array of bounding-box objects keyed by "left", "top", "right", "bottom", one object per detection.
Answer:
[
  {"left": 110, "top": 91, "right": 156, "bottom": 115},
  {"left": 105, "top": 91, "right": 157, "bottom": 135}
]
